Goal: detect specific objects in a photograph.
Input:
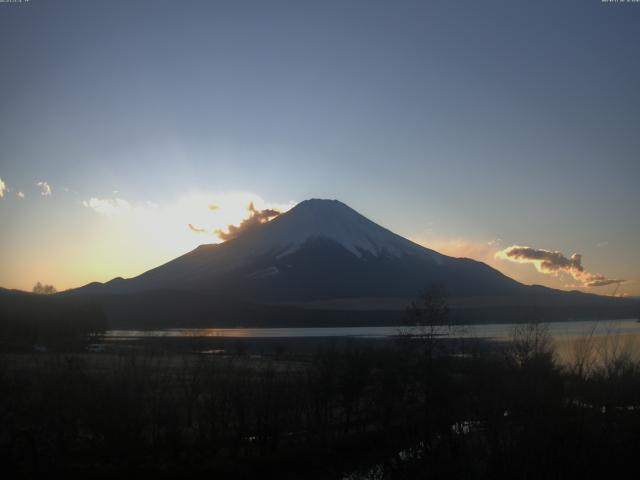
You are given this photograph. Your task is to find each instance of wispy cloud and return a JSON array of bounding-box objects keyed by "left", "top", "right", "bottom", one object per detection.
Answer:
[
  {"left": 215, "top": 202, "right": 282, "bottom": 241},
  {"left": 36, "top": 181, "right": 52, "bottom": 196},
  {"left": 188, "top": 223, "right": 208, "bottom": 234},
  {"left": 83, "top": 197, "right": 131, "bottom": 216},
  {"left": 0, "top": 177, "right": 5, "bottom": 198},
  {"left": 496, "top": 245, "right": 624, "bottom": 288},
  {"left": 417, "top": 236, "right": 502, "bottom": 261}
]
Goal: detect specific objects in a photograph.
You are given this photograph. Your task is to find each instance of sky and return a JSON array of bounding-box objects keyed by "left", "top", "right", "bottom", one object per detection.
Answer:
[{"left": 1, "top": 0, "right": 639, "bottom": 295}]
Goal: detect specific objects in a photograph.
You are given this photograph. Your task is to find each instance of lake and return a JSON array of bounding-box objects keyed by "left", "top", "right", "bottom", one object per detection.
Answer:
[{"left": 105, "top": 318, "right": 640, "bottom": 340}]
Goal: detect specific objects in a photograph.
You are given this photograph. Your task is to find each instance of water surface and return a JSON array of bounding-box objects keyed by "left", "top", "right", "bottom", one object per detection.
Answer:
[{"left": 105, "top": 319, "right": 640, "bottom": 340}]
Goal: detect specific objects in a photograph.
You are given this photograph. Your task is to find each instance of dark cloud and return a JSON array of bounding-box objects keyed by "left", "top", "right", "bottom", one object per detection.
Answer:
[
  {"left": 497, "top": 245, "right": 624, "bottom": 288},
  {"left": 215, "top": 202, "right": 281, "bottom": 241},
  {"left": 498, "top": 246, "right": 584, "bottom": 274},
  {"left": 188, "top": 223, "right": 207, "bottom": 234}
]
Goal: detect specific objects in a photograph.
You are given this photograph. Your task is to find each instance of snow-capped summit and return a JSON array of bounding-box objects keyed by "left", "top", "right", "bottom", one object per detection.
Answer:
[{"left": 232, "top": 198, "right": 443, "bottom": 262}]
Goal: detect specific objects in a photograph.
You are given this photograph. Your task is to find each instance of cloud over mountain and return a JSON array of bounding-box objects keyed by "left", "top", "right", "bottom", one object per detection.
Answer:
[
  {"left": 497, "top": 245, "right": 623, "bottom": 288},
  {"left": 215, "top": 202, "right": 281, "bottom": 241}
]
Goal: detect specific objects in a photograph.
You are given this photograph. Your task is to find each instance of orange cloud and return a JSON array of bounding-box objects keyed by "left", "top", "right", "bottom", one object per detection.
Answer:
[
  {"left": 215, "top": 202, "right": 281, "bottom": 241},
  {"left": 188, "top": 223, "right": 208, "bottom": 234},
  {"left": 496, "top": 245, "right": 624, "bottom": 288}
]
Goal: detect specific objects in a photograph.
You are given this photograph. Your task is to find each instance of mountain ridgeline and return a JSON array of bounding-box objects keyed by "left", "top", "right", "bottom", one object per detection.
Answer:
[{"left": 62, "top": 199, "right": 636, "bottom": 327}]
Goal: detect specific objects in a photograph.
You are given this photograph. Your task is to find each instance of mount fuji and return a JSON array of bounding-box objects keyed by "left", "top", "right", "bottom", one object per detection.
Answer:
[
  {"left": 76, "top": 199, "right": 522, "bottom": 300},
  {"left": 67, "top": 199, "right": 636, "bottom": 327}
]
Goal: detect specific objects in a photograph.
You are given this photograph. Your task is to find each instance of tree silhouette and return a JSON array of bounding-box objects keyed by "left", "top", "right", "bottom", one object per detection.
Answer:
[{"left": 32, "top": 282, "right": 57, "bottom": 294}]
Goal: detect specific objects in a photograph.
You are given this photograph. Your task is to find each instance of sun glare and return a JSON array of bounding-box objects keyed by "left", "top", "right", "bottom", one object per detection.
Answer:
[{"left": 121, "top": 192, "right": 295, "bottom": 260}]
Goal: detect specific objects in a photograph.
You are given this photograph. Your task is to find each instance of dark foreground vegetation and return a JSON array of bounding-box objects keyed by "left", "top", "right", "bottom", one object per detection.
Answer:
[
  {"left": 0, "top": 291, "right": 106, "bottom": 351},
  {"left": 1, "top": 323, "right": 639, "bottom": 479}
]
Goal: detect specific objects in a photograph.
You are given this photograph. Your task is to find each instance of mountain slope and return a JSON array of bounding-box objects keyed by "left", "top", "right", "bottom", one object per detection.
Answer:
[{"left": 74, "top": 199, "right": 524, "bottom": 301}]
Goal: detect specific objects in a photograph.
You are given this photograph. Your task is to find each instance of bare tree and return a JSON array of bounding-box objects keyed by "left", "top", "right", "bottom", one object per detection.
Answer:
[
  {"left": 405, "top": 284, "right": 450, "bottom": 360},
  {"left": 507, "top": 322, "right": 555, "bottom": 368}
]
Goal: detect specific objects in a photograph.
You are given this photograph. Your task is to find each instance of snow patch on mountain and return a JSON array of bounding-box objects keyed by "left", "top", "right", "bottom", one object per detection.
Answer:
[
  {"left": 246, "top": 266, "right": 280, "bottom": 279},
  {"left": 235, "top": 199, "right": 444, "bottom": 264}
]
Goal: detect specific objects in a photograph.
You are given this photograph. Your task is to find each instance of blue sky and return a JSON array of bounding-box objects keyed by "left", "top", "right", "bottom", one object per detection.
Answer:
[{"left": 1, "top": 0, "right": 639, "bottom": 294}]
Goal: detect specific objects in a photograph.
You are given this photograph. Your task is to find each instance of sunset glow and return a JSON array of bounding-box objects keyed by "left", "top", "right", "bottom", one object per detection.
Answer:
[
  {"left": 0, "top": 0, "right": 638, "bottom": 296},
  {"left": 0, "top": 191, "right": 295, "bottom": 291}
]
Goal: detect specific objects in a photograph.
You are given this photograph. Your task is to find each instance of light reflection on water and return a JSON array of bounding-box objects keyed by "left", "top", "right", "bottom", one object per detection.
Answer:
[{"left": 104, "top": 319, "right": 640, "bottom": 340}]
